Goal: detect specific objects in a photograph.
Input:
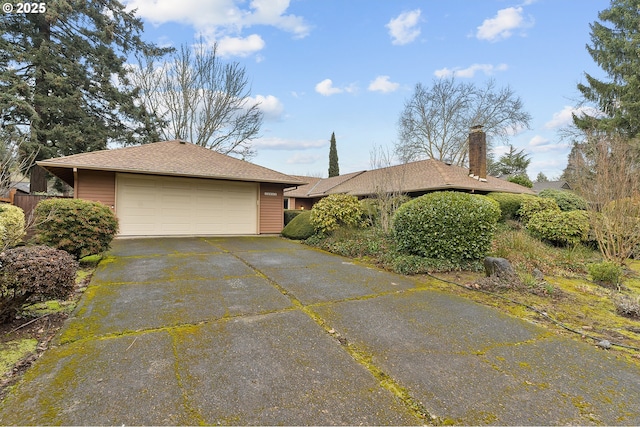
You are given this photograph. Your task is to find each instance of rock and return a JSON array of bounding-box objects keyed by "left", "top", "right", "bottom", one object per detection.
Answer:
[
  {"left": 597, "top": 340, "right": 612, "bottom": 350},
  {"left": 484, "top": 257, "right": 515, "bottom": 278},
  {"left": 532, "top": 268, "right": 544, "bottom": 281}
]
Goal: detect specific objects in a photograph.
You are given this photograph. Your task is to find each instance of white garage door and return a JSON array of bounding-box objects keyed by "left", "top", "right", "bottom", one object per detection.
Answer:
[{"left": 116, "top": 173, "right": 258, "bottom": 236}]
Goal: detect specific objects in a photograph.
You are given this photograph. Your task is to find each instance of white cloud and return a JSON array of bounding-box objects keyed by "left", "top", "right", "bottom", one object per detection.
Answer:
[
  {"left": 544, "top": 105, "right": 604, "bottom": 129},
  {"left": 386, "top": 9, "right": 421, "bottom": 45},
  {"left": 123, "top": 0, "right": 310, "bottom": 57},
  {"left": 315, "top": 79, "right": 346, "bottom": 96},
  {"left": 247, "top": 95, "right": 284, "bottom": 120},
  {"left": 476, "top": 7, "right": 533, "bottom": 42},
  {"left": 253, "top": 137, "right": 327, "bottom": 150},
  {"left": 217, "top": 34, "right": 266, "bottom": 57},
  {"left": 434, "top": 63, "right": 508, "bottom": 78},
  {"left": 368, "top": 75, "right": 400, "bottom": 93},
  {"left": 286, "top": 153, "right": 323, "bottom": 164},
  {"left": 528, "top": 135, "right": 569, "bottom": 153}
]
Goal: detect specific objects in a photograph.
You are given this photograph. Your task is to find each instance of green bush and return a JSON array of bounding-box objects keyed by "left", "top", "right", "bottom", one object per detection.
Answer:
[
  {"left": 34, "top": 198, "right": 118, "bottom": 259},
  {"left": 310, "top": 194, "right": 365, "bottom": 235},
  {"left": 284, "top": 209, "right": 305, "bottom": 226},
  {"left": 0, "top": 245, "right": 78, "bottom": 322},
  {"left": 588, "top": 261, "right": 624, "bottom": 288},
  {"left": 507, "top": 174, "right": 533, "bottom": 188},
  {"left": 538, "top": 189, "right": 587, "bottom": 211},
  {"left": 0, "top": 204, "right": 25, "bottom": 249},
  {"left": 518, "top": 196, "right": 560, "bottom": 225},
  {"left": 486, "top": 192, "right": 532, "bottom": 221},
  {"left": 526, "top": 209, "right": 589, "bottom": 247},
  {"left": 392, "top": 191, "right": 500, "bottom": 262},
  {"left": 281, "top": 211, "right": 315, "bottom": 240}
]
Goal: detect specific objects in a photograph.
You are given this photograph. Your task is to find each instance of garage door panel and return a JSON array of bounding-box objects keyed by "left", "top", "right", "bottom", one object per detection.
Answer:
[{"left": 116, "top": 174, "right": 257, "bottom": 236}]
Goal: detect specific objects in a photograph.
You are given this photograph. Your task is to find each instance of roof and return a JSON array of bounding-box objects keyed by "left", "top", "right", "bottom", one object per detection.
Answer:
[
  {"left": 286, "top": 159, "right": 535, "bottom": 198},
  {"left": 284, "top": 171, "right": 366, "bottom": 198},
  {"left": 532, "top": 181, "right": 572, "bottom": 193},
  {"left": 37, "top": 140, "right": 305, "bottom": 186}
]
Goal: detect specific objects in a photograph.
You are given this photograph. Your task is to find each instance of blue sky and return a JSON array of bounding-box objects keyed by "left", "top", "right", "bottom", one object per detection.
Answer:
[{"left": 122, "top": 0, "right": 611, "bottom": 179}]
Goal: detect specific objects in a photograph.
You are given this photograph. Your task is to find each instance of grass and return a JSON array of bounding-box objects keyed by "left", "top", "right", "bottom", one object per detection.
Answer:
[{"left": 303, "top": 224, "right": 640, "bottom": 363}]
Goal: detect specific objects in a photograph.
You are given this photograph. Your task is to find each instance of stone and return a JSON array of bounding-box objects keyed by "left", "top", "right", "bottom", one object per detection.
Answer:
[
  {"left": 484, "top": 257, "right": 515, "bottom": 278},
  {"left": 532, "top": 268, "right": 544, "bottom": 281}
]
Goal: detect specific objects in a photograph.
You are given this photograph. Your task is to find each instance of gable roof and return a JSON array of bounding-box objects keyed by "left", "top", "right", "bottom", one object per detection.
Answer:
[
  {"left": 285, "top": 171, "right": 366, "bottom": 198},
  {"left": 285, "top": 159, "right": 534, "bottom": 198},
  {"left": 37, "top": 140, "right": 305, "bottom": 186},
  {"left": 532, "top": 180, "right": 572, "bottom": 193}
]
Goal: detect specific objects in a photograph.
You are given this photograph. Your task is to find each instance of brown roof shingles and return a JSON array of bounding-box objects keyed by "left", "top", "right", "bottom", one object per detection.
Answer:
[{"left": 37, "top": 140, "right": 305, "bottom": 185}]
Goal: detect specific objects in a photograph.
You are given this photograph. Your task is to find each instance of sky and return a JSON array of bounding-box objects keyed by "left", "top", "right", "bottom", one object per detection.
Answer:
[{"left": 122, "top": 0, "right": 612, "bottom": 180}]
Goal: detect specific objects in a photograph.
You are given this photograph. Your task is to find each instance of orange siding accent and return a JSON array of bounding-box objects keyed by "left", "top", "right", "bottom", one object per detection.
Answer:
[
  {"left": 76, "top": 170, "right": 116, "bottom": 210},
  {"left": 259, "top": 183, "right": 285, "bottom": 233}
]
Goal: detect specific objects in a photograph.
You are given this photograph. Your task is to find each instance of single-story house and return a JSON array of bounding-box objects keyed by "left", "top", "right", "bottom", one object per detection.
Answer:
[
  {"left": 37, "top": 140, "right": 305, "bottom": 237},
  {"left": 285, "top": 171, "right": 365, "bottom": 210},
  {"left": 532, "top": 180, "right": 572, "bottom": 193}
]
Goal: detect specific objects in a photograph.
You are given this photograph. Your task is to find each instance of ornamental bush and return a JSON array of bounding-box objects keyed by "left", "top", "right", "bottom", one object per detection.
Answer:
[
  {"left": 284, "top": 209, "right": 305, "bottom": 226},
  {"left": 310, "top": 194, "right": 365, "bottom": 235},
  {"left": 34, "top": 198, "right": 118, "bottom": 259},
  {"left": 486, "top": 192, "right": 533, "bottom": 221},
  {"left": 517, "top": 196, "right": 560, "bottom": 225},
  {"left": 526, "top": 209, "right": 590, "bottom": 247},
  {"left": 392, "top": 191, "right": 500, "bottom": 262},
  {"left": 507, "top": 174, "right": 533, "bottom": 188},
  {"left": 0, "top": 204, "right": 25, "bottom": 249},
  {"left": 588, "top": 261, "right": 624, "bottom": 288},
  {"left": 538, "top": 189, "right": 587, "bottom": 212},
  {"left": 281, "top": 211, "right": 315, "bottom": 240},
  {"left": 0, "top": 245, "right": 78, "bottom": 322}
]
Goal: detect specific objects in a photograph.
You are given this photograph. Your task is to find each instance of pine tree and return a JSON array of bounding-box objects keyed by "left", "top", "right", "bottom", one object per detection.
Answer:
[
  {"left": 328, "top": 132, "right": 339, "bottom": 177},
  {"left": 0, "top": 2, "right": 170, "bottom": 162},
  {"left": 491, "top": 145, "right": 531, "bottom": 177},
  {"left": 573, "top": 0, "right": 640, "bottom": 137}
]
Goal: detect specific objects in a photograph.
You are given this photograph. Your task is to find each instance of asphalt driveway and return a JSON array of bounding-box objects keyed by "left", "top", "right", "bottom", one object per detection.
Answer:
[{"left": 1, "top": 236, "right": 639, "bottom": 425}]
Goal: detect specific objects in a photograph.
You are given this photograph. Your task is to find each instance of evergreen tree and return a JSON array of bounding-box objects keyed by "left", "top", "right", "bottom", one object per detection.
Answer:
[
  {"left": 535, "top": 172, "right": 549, "bottom": 183},
  {"left": 328, "top": 132, "right": 339, "bottom": 177},
  {"left": 490, "top": 144, "right": 531, "bottom": 177},
  {"left": 0, "top": 1, "right": 170, "bottom": 162},
  {"left": 573, "top": 0, "right": 640, "bottom": 137}
]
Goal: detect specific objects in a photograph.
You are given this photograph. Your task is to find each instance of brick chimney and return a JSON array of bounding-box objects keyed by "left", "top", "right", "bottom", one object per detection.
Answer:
[{"left": 468, "top": 125, "right": 487, "bottom": 182}]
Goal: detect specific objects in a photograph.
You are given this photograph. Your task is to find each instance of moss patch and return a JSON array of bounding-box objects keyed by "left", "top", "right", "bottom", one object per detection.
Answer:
[{"left": 0, "top": 339, "right": 38, "bottom": 374}]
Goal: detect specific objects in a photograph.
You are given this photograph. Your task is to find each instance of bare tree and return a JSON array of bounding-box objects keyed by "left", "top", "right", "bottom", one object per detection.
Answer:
[
  {"left": 396, "top": 78, "right": 531, "bottom": 166},
  {"left": 1, "top": 132, "right": 37, "bottom": 199},
  {"left": 132, "top": 43, "right": 262, "bottom": 159},
  {"left": 571, "top": 131, "right": 640, "bottom": 263},
  {"left": 368, "top": 145, "right": 408, "bottom": 234}
]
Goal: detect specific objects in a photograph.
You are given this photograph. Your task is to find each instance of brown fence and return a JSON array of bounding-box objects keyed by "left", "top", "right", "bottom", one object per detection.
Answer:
[{"left": 12, "top": 194, "right": 72, "bottom": 222}]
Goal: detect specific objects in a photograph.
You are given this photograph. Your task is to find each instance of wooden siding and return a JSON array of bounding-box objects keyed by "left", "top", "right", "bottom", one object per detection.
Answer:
[
  {"left": 290, "top": 197, "right": 314, "bottom": 210},
  {"left": 77, "top": 170, "right": 116, "bottom": 210},
  {"left": 259, "top": 183, "right": 285, "bottom": 234}
]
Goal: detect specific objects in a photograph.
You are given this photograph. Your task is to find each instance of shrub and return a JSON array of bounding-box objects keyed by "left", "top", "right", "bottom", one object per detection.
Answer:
[
  {"left": 310, "top": 194, "right": 365, "bottom": 235},
  {"left": 507, "top": 174, "right": 533, "bottom": 188},
  {"left": 526, "top": 210, "right": 590, "bottom": 247},
  {"left": 588, "top": 261, "right": 624, "bottom": 288},
  {"left": 538, "top": 189, "right": 587, "bottom": 212},
  {"left": 0, "top": 245, "right": 78, "bottom": 322},
  {"left": 284, "top": 209, "right": 305, "bottom": 226},
  {"left": 34, "top": 198, "right": 118, "bottom": 259},
  {"left": 613, "top": 293, "right": 640, "bottom": 318},
  {"left": 281, "top": 211, "right": 315, "bottom": 240},
  {"left": 486, "top": 192, "right": 532, "bottom": 221},
  {"left": 392, "top": 191, "right": 500, "bottom": 262},
  {"left": 518, "top": 196, "right": 560, "bottom": 225},
  {"left": 0, "top": 204, "right": 25, "bottom": 250}
]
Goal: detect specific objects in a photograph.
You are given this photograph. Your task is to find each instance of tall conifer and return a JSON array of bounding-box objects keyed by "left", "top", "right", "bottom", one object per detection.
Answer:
[{"left": 328, "top": 132, "right": 339, "bottom": 177}]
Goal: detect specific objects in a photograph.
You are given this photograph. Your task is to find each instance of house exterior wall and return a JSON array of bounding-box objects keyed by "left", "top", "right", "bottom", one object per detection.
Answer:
[
  {"left": 259, "top": 183, "right": 286, "bottom": 233},
  {"left": 76, "top": 169, "right": 116, "bottom": 210},
  {"left": 289, "top": 197, "right": 315, "bottom": 210}
]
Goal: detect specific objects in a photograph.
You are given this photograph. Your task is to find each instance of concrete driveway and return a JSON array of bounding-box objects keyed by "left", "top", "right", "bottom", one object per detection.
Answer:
[{"left": 1, "top": 236, "right": 639, "bottom": 425}]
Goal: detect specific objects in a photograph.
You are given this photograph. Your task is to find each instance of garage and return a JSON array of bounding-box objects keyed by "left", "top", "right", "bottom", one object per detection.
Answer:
[
  {"left": 116, "top": 173, "right": 258, "bottom": 236},
  {"left": 36, "top": 140, "right": 305, "bottom": 237}
]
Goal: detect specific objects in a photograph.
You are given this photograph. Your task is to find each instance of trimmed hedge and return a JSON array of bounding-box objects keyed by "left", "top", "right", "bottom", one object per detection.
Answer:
[
  {"left": 0, "top": 245, "right": 78, "bottom": 322},
  {"left": 281, "top": 211, "right": 315, "bottom": 240},
  {"left": 507, "top": 174, "right": 533, "bottom": 188},
  {"left": 486, "top": 192, "right": 532, "bottom": 221},
  {"left": 284, "top": 209, "right": 305, "bottom": 226},
  {"left": 526, "top": 209, "right": 590, "bottom": 246},
  {"left": 518, "top": 196, "right": 560, "bottom": 225},
  {"left": 310, "top": 194, "right": 365, "bottom": 234},
  {"left": 34, "top": 198, "right": 118, "bottom": 259},
  {"left": 538, "top": 189, "right": 587, "bottom": 211},
  {"left": 0, "top": 204, "right": 25, "bottom": 249},
  {"left": 392, "top": 191, "right": 500, "bottom": 262}
]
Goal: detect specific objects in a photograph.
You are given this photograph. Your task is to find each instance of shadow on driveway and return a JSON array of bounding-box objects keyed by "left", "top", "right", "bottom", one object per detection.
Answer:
[{"left": 1, "top": 237, "right": 638, "bottom": 425}]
